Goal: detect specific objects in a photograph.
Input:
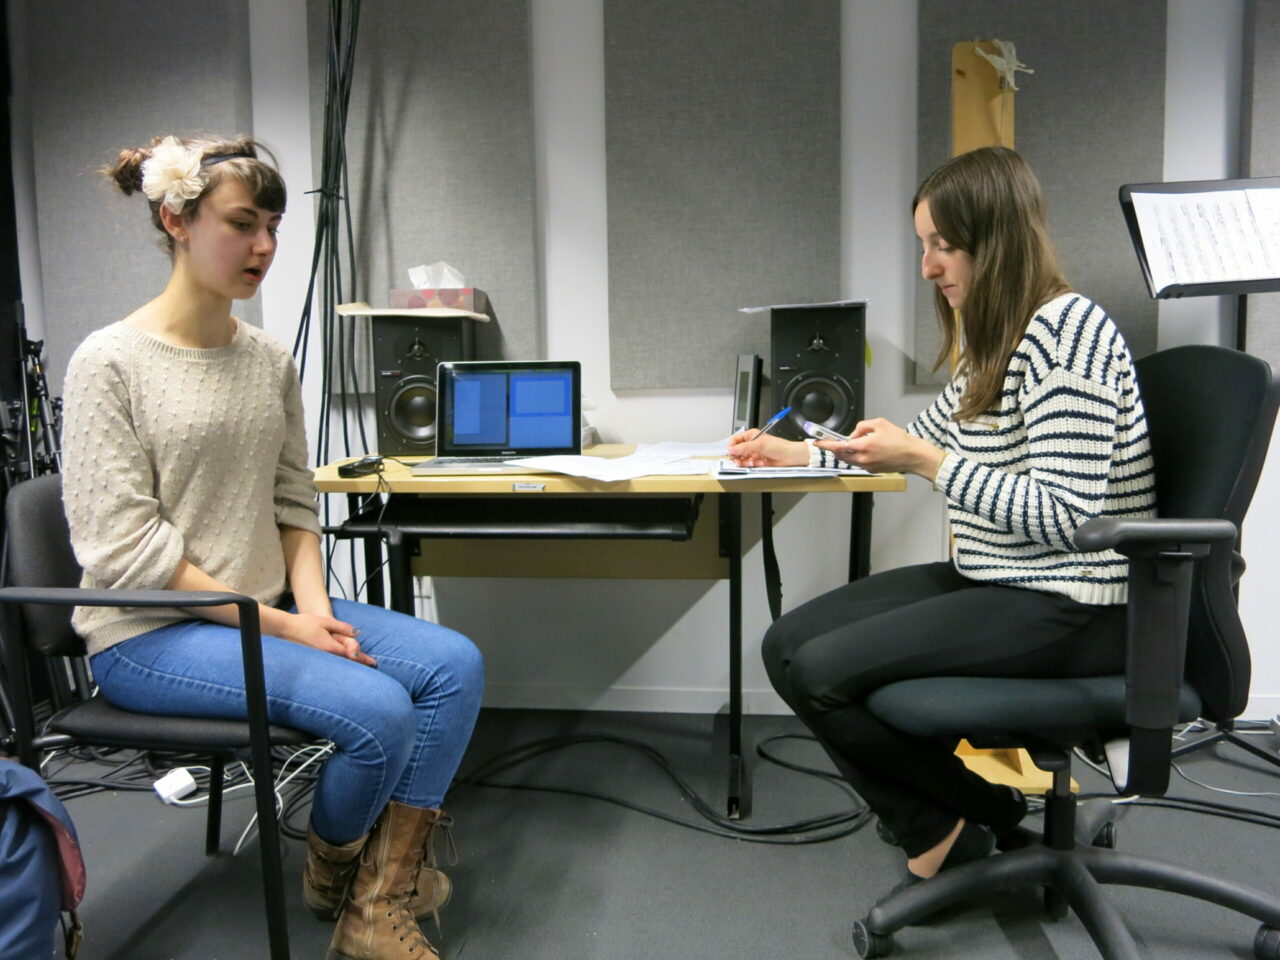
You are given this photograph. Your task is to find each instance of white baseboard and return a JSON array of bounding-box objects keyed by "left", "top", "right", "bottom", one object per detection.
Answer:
[
  {"left": 1242, "top": 695, "right": 1280, "bottom": 724},
  {"left": 481, "top": 684, "right": 795, "bottom": 715}
]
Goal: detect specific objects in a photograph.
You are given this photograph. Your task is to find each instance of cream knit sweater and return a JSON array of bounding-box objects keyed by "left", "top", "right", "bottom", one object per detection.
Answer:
[{"left": 61, "top": 320, "right": 321, "bottom": 656}]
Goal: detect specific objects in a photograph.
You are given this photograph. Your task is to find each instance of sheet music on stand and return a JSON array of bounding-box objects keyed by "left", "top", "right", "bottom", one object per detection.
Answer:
[{"left": 1119, "top": 177, "right": 1280, "bottom": 299}]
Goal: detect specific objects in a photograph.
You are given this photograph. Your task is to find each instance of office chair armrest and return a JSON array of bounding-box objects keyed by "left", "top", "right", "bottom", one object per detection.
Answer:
[
  {"left": 1073, "top": 517, "right": 1237, "bottom": 554},
  {"left": 1073, "top": 518, "right": 1235, "bottom": 796},
  {"left": 0, "top": 587, "right": 271, "bottom": 763},
  {"left": 0, "top": 587, "right": 264, "bottom": 669},
  {"left": 0, "top": 586, "right": 252, "bottom": 611}
]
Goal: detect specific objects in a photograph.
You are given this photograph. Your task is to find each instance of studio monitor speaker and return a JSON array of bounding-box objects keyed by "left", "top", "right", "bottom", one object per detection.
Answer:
[
  {"left": 371, "top": 315, "right": 476, "bottom": 456},
  {"left": 770, "top": 303, "right": 865, "bottom": 441}
]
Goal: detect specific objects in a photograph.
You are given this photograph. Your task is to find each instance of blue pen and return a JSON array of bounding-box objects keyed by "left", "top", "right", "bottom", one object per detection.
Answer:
[{"left": 751, "top": 406, "right": 792, "bottom": 441}]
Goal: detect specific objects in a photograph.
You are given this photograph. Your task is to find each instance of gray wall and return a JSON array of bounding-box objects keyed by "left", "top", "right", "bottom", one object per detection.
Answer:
[
  {"left": 914, "top": 1, "right": 1167, "bottom": 383},
  {"left": 306, "top": 0, "right": 539, "bottom": 370},
  {"left": 603, "top": 0, "right": 841, "bottom": 390},
  {"left": 24, "top": 0, "right": 254, "bottom": 391},
  {"left": 1244, "top": 0, "right": 1280, "bottom": 369}
]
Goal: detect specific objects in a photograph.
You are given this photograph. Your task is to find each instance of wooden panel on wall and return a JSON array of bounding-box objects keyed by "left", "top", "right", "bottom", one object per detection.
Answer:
[
  {"left": 1244, "top": 0, "right": 1280, "bottom": 369},
  {"left": 307, "top": 0, "right": 539, "bottom": 372},
  {"left": 604, "top": 0, "right": 841, "bottom": 390},
  {"left": 914, "top": 1, "right": 1167, "bottom": 384},
  {"left": 25, "top": 0, "right": 253, "bottom": 391}
]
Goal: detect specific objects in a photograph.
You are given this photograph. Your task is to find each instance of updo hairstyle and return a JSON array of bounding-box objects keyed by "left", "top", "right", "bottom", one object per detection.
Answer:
[{"left": 105, "top": 134, "right": 287, "bottom": 254}]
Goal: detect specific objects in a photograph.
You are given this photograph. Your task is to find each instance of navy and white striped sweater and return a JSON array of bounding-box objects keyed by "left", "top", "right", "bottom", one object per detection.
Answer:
[{"left": 818, "top": 294, "right": 1156, "bottom": 605}]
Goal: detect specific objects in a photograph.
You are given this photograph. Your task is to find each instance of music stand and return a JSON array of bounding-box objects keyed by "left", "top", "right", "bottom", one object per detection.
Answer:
[
  {"left": 1120, "top": 176, "right": 1280, "bottom": 350},
  {"left": 1120, "top": 175, "right": 1280, "bottom": 766}
]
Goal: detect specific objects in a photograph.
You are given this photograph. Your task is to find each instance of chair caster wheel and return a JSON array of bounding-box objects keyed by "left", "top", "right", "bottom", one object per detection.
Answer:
[
  {"left": 852, "top": 919, "right": 893, "bottom": 958},
  {"left": 875, "top": 819, "right": 899, "bottom": 846},
  {"left": 1255, "top": 924, "right": 1280, "bottom": 960},
  {"left": 1092, "top": 822, "right": 1118, "bottom": 848}
]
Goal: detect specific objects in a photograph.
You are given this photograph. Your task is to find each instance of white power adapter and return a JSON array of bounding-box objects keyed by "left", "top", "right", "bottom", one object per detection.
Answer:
[{"left": 154, "top": 767, "right": 198, "bottom": 804}]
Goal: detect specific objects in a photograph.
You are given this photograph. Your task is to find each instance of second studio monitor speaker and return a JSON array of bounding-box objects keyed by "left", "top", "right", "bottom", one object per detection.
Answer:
[
  {"left": 730, "top": 353, "right": 763, "bottom": 435},
  {"left": 770, "top": 302, "right": 866, "bottom": 441},
  {"left": 371, "top": 315, "right": 476, "bottom": 456}
]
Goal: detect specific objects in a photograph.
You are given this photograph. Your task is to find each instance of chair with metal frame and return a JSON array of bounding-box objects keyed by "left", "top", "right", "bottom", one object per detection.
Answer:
[
  {"left": 0, "top": 472, "right": 310, "bottom": 960},
  {"left": 852, "top": 345, "right": 1280, "bottom": 960}
]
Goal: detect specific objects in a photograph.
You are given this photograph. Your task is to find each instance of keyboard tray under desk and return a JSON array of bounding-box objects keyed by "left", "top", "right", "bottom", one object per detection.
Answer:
[{"left": 329, "top": 493, "right": 728, "bottom": 579}]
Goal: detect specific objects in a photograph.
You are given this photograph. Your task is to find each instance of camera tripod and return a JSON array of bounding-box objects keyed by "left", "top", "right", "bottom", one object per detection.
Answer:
[{"left": 1, "top": 301, "right": 61, "bottom": 493}]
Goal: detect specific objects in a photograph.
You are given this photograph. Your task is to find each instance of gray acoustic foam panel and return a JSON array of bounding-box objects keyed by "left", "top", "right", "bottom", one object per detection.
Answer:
[
  {"left": 914, "top": 1, "right": 1166, "bottom": 384},
  {"left": 1244, "top": 0, "right": 1280, "bottom": 371},
  {"left": 24, "top": 0, "right": 254, "bottom": 392},
  {"left": 604, "top": 0, "right": 841, "bottom": 390},
  {"left": 307, "top": 0, "right": 538, "bottom": 382}
]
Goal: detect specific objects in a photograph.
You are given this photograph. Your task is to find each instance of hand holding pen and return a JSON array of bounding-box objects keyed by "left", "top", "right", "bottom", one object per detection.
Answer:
[
  {"left": 727, "top": 406, "right": 811, "bottom": 467},
  {"left": 750, "top": 405, "right": 792, "bottom": 441}
]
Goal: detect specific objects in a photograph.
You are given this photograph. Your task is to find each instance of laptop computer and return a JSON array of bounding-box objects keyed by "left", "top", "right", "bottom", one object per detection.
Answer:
[{"left": 410, "top": 360, "right": 582, "bottom": 475}]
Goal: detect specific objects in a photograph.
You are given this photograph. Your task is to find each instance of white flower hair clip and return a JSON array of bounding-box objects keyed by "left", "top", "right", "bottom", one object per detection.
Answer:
[{"left": 140, "top": 136, "right": 206, "bottom": 214}]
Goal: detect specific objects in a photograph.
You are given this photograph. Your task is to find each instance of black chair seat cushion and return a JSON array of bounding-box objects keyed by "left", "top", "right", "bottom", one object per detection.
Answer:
[
  {"left": 49, "top": 695, "right": 314, "bottom": 751},
  {"left": 865, "top": 675, "right": 1202, "bottom": 738}
]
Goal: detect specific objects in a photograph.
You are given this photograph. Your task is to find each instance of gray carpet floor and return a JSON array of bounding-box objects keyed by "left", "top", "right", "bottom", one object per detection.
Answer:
[{"left": 55, "top": 709, "right": 1280, "bottom": 959}]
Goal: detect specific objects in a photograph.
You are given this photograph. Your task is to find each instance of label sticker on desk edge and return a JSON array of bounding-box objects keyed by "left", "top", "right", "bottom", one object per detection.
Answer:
[{"left": 512, "top": 482, "right": 545, "bottom": 492}]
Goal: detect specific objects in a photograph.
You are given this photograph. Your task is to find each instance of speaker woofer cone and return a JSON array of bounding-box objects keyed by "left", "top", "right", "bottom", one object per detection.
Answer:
[
  {"left": 781, "top": 374, "right": 855, "bottom": 434},
  {"left": 386, "top": 375, "right": 437, "bottom": 446}
]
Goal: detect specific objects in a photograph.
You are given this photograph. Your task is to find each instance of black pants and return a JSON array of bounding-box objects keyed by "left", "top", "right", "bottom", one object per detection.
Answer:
[{"left": 763, "top": 562, "right": 1127, "bottom": 857}]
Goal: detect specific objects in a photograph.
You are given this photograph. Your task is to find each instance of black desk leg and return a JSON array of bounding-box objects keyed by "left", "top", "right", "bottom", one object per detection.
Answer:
[
  {"left": 385, "top": 530, "right": 415, "bottom": 616},
  {"left": 714, "top": 492, "right": 751, "bottom": 819},
  {"left": 848, "top": 491, "right": 874, "bottom": 582},
  {"left": 349, "top": 493, "right": 385, "bottom": 608}
]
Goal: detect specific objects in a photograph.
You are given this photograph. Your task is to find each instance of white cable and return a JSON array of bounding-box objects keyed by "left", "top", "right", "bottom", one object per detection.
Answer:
[
  {"left": 169, "top": 760, "right": 254, "bottom": 807},
  {"left": 146, "top": 743, "right": 332, "bottom": 853},
  {"left": 1076, "top": 739, "right": 1280, "bottom": 802},
  {"left": 1072, "top": 747, "right": 1141, "bottom": 804},
  {"left": 232, "top": 742, "right": 334, "bottom": 856},
  {"left": 1171, "top": 761, "right": 1280, "bottom": 800}
]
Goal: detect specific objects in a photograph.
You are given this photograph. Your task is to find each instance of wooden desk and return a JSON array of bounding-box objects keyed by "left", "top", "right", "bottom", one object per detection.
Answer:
[{"left": 316, "top": 445, "right": 905, "bottom": 817}]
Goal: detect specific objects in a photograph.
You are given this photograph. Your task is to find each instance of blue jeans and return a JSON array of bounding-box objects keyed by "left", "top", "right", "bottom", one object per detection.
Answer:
[{"left": 89, "top": 598, "right": 484, "bottom": 844}]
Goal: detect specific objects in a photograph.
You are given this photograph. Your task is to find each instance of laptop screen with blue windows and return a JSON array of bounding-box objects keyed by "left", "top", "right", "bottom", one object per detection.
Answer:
[{"left": 436, "top": 360, "right": 581, "bottom": 457}]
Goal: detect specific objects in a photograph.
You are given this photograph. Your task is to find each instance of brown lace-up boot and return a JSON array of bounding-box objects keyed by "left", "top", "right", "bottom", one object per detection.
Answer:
[
  {"left": 305, "top": 820, "right": 453, "bottom": 922},
  {"left": 326, "top": 802, "right": 447, "bottom": 960},
  {"left": 304, "top": 824, "right": 366, "bottom": 919}
]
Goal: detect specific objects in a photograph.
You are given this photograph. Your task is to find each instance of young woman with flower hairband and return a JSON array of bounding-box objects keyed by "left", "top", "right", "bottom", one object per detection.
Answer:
[{"left": 60, "top": 133, "right": 484, "bottom": 960}]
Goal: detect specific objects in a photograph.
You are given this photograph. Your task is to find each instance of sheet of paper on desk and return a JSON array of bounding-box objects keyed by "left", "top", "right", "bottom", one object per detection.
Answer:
[
  {"left": 635, "top": 438, "right": 731, "bottom": 458},
  {"left": 713, "top": 459, "right": 872, "bottom": 478},
  {"left": 506, "top": 451, "right": 716, "bottom": 482}
]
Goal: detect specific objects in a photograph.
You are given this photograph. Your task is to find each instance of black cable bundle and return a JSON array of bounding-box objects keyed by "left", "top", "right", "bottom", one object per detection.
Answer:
[{"left": 293, "top": 0, "right": 371, "bottom": 597}]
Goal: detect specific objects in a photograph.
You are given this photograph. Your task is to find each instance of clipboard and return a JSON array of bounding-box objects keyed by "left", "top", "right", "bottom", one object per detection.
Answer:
[{"left": 1119, "top": 176, "right": 1280, "bottom": 299}]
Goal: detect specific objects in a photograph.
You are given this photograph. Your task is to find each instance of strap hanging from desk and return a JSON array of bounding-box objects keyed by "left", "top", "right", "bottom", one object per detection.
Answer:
[{"left": 761, "top": 493, "right": 783, "bottom": 622}]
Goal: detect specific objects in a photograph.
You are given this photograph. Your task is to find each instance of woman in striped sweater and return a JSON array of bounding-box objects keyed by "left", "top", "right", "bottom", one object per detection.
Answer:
[{"left": 728, "top": 147, "right": 1155, "bottom": 889}]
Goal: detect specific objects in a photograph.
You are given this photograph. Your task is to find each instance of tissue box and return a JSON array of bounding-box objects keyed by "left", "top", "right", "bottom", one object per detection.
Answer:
[{"left": 389, "top": 287, "right": 489, "bottom": 313}]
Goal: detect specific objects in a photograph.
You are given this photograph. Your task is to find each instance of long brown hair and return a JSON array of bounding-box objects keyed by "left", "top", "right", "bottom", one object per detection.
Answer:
[
  {"left": 913, "top": 147, "right": 1069, "bottom": 421},
  {"left": 104, "top": 134, "right": 286, "bottom": 256}
]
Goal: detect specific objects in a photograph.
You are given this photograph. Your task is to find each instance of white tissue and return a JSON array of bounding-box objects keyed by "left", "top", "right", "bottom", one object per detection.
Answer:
[{"left": 408, "top": 260, "right": 466, "bottom": 289}]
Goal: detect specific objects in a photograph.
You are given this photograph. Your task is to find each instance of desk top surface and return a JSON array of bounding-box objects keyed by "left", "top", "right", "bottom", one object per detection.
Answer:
[{"left": 315, "top": 445, "right": 907, "bottom": 495}]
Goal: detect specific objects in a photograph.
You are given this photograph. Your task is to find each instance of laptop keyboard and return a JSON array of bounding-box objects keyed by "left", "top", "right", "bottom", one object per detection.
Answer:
[{"left": 425, "top": 456, "right": 513, "bottom": 468}]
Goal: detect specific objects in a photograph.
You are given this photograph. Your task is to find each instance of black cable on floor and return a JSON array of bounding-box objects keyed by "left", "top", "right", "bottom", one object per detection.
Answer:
[
  {"left": 44, "top": 733, "right": 1280, "bottom": 850},
  {"left": 1075, "top": 792, "right": 1280, "bottom": 830},
  {"left": 443, "top": 732, "right": 872, "bottom": 845}
]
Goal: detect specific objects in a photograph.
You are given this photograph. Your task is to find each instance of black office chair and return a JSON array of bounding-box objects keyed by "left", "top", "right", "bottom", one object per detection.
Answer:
[
  {"left": 0, "top": 473, "right": 312, "bottom": 960},
  {"left": 853, "top": 345, "right": 1280, "bottom": 960}
]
